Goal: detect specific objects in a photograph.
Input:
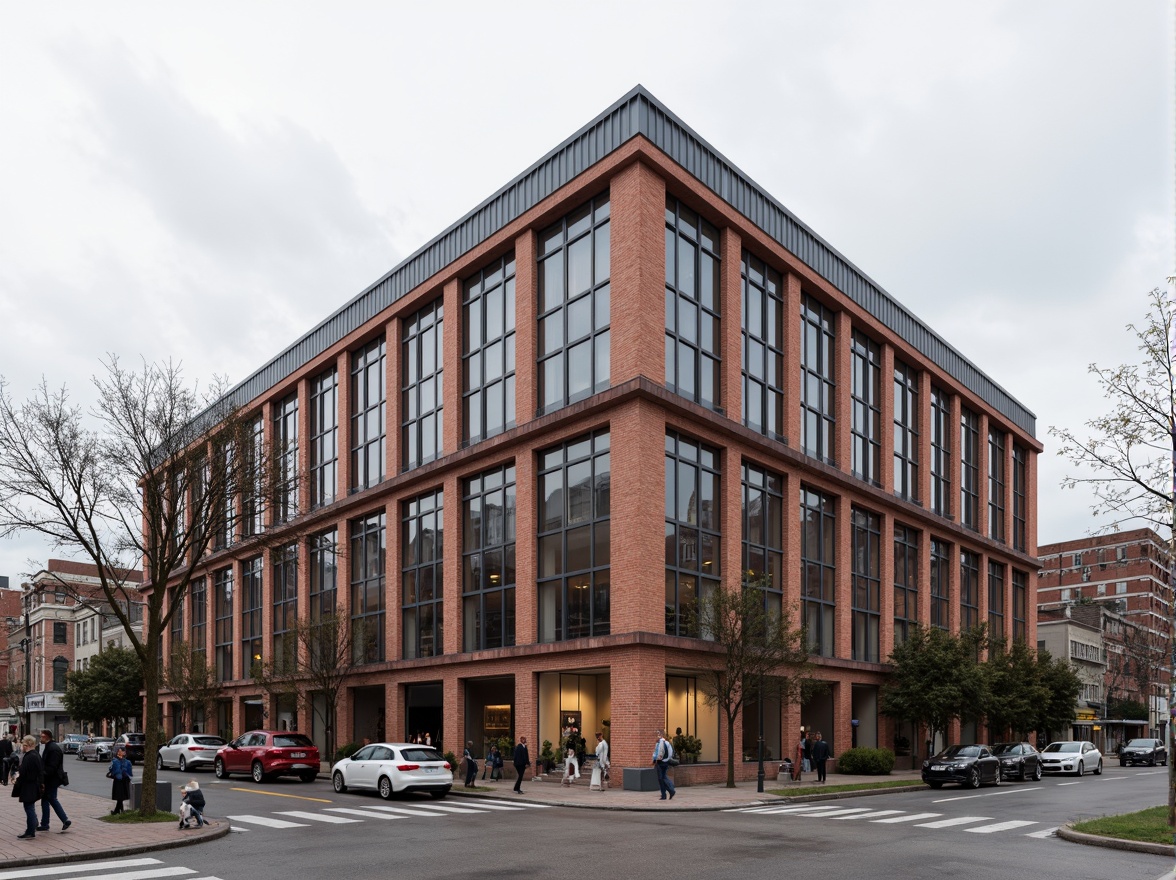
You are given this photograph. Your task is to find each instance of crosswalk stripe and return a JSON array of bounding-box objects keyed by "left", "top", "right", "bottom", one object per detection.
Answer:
[
  {"left": 0, "top": 860, "right": 164, "bottom": 880},
  {"left": 872, "top": 812, "right": 942, "bottom": 823},
  {"left": 752, "top": 804, "right": 851, "bottom": 815},
  {"left": 966, "top": 820, "right": 1037, "bottom": 834},
  {"left": 276, "top": 810, "right": 363, "bottom": 824},
  {"left": 473, "top": 798, "right": 552, "bottom": 808},
  {"left": 405, "top": 803, "right": 489, "bottom": 814},
  {"left": 833, "top": 810, "right": 903, "bottom": 820},
  {"left": 448, "top": 801, "right": 526, "bottom": 811},
  {"left": 227, "top": 815, "right": 309, "bottom": 828},
  {"left": 326, "top": 807, "right": 403, "bottom": 820},
  {"left": 786, "top": 807, "right": 875, "bottom": 818},
  {"left": 24, "top": 870, "right": 193, "bottom": 880},
  {"left": 363, "top": 805, "right": 450, "bottom": 818},
  {"left": 1025, "top": 826, "right": 1059, "bottom": 838},
  {"left": 916, "top": 816, "right": 992, "bottom": 829}
]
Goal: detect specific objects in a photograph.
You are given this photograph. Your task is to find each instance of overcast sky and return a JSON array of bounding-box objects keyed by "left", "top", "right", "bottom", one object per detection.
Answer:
[{"left": 0, "top": 1, "right": 1172, "bottom": 583}]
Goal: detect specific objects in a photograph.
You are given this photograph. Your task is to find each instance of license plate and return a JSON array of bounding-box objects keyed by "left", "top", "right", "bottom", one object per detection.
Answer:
[
  {"left": 291, "top": 752, "right": 306, "bottom": 758},
  {"left": 931, "top": 764, "right": 946, "bottom": 771},
  {"left": 422, "top": 767, "right": 436, "bottom": 774}
]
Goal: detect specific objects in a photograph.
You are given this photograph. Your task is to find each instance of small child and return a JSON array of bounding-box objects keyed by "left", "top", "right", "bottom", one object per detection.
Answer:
[{"left": 178, "top": 780, "right": 206, "bottom": 829}]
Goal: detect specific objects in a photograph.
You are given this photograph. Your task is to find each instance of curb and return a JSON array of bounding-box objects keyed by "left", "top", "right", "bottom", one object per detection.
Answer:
[
  {"left": 1, "top": 822, "right": 231, "bottom": 870},
  {"left": 1056, "top": 823, "right": 1176, "bottom": 857}
]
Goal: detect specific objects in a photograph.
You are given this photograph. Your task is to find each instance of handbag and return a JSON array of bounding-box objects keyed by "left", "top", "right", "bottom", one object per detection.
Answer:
[
  {"left": 9, "top": 780, "right": 18, "bottom": 797},
  {"left": 106, "top": 770, "right": 114, "bottom": 779},
  {"left": 60, "top": 770, "right": 69, "bottom": 787}
]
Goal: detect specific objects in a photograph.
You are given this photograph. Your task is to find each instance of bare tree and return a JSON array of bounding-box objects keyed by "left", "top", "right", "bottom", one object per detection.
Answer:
[
  {"left": 1049, "top": 287, "right": 1176, "bottom": 824},
  {"left": 252, "top": 608, "right": 368, "bottom": 762},
  {"left": 163, "top": 642, "right": 222, "bottom": 735},
  {"left": 0, "top": 357, "right": 273, "bottom": 816},
  {"left": 684, "top": 577, "right": 814, "bottom": 788}
]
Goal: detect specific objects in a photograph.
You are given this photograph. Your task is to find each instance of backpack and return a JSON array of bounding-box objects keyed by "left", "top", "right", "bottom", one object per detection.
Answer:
[{"left": 660, "top": 739, "right": 679, "bottom": 766}]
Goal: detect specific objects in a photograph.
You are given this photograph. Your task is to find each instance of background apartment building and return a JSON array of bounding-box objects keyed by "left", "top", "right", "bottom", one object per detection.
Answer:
[{"left": 159, "top": 87, "right": 1040, "bottom": 780}]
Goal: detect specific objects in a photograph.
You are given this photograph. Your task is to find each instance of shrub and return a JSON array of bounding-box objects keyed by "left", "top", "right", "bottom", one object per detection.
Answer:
[
  {"left": 836, "top": 747, "right": 895, "bottom": 775},
  {"left": 443, "top": 750, "right": 458, "bottom": 771},
  {"left": 334, "top": 741, "right": 361, "bottom": 762}
]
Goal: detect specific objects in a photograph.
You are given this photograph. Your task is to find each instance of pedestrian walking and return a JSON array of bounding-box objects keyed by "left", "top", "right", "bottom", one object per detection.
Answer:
[
  {"left": 811, "top": 731, "right": 830, "bottom": 783},
  {"left": 512, "top": 736, "right": 530, "bottom": 794},
  {"left": 462, "top": 742, "right": 478, "bottom": 788},
  {"left": 13, "top": 735, "right": 43, "bottom": 839},
  {"left": 652, "top": 729, "right": 676, "bottom": 801},
  {"left": 108, "top": 746, "right": 133, "bottom": 813},
  {"left": 793, "top": 732, "right": 806, "bottom": 781},
  {"left": 0, "top": 734, "right": 13, "bottom": 786},
  {"left": 803, "top": 729, "right": 813, "bottom": 773},
  {"left": 593, "top": 732, "right": 610, "bottom": 790},
  {"left": 37, "top": 729, "right": 70, "bottom": 832}
]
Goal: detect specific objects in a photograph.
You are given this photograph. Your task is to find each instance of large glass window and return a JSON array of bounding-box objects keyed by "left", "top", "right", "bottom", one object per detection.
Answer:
[
  {"left": 851, "top": 508, "right": 881, "bottom": 662},
  {"left": 988, "top": 561, "right": 1005, "bottom": 642},
  {"left": 241, "top": 556, "right": 263, "bottom": 675},
  {"left": 1012, "top": 445, "right": 1027, "bottom": 552},
  {"left": 801, "top": 486, "right": 836, "bottom": 657},
  {"left": 742, "top": 462, "right": 783, "bottom": 614},
  {"left": 893, "top": 361, "right": 919, "bottom": 501},
  {"left": 215, "top": 443, "right": 236, "bottom": 550},
  {"left": 309, "top": 368, "right": 339, "bottom": 508},
  {"left": 168, "top": 588, "right": 182, "bottom": 651},
  {"left": 960, "top": 408, "right": 979, "bottom": 530},
  {"left": 930, "top": 539, "right": 949, "bottom": 631},
  {"left": 190, "top": 576, "right": 206, "bottom": 659},
  {"left": 988, "top": 428, "right": 1006, "bottom": 542},
  {"left": 893, "top": 524, "right": 919, "bottom": 646},
  {"left": 274, "top": 393, "right": 298, "bottom": 522},
  {"left": 1012, "top": 569, "right": 1027, "bottom": 642},
  {"left": 463, "top": 255, "right": 515, "bottom": 445},
  {"left": 402, "top": 490, "right": 443, "bottom": 659},
  {"left": 960, "top": 549, "right": 980, "bottom": 632},
  {"left": 273, "top": 543, "right": 298, "bottom": 673},
  {"left": 350, "top": 511, "right": 386, "bottom": 663},
  {"left": 463, "top": 464, "right": 516, "bottom": 651},
  {"left": 538, "top": 431, "right": 611, "bottom": 642},
  {"left": 800, "top": 295, "right": 836, "bottom": 462},
  {"left": 403, "top": 300, "right": 444, "bottom": 470},
  {"left": 741, "top": 253, "right": 784, "bottom": 438},
  {"left": 537, "top": 194, "right": 611, "bottom": 414},
  {"left": 351, "top": 338, "right": 386, "bottom": 490},
  {"left": 665, "top": 432, "right": 720, "bottom": 636},
  {"left": 214, "top": 567, "right": 233, "bottom": 682},
  {"left": 309, "top": 530, "right": 337, "bottom": 621},
  {"left": 665, "top": 197, "right": 720, "bottom": 409},
  {"left": 930, "top": 387, "right": 951, "bottom": 517},
  {"left": 851, "top": 332, "right": 882, "bottom": 485}
]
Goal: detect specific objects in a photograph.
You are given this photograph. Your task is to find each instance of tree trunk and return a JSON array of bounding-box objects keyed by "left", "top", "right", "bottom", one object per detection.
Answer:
[
  {"left": 139, "top": 624, "right": 161, "bottom": 817},
  {"left": 726, "top": 713, "right": 737, "bottom": 788}
]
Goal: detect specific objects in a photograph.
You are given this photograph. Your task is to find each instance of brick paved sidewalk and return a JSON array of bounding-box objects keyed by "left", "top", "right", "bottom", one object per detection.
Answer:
[{"left": 1, "top": 786, "right": 228, "bottom": 868}]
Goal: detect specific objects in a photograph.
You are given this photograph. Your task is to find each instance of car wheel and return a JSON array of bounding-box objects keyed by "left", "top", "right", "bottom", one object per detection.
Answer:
[
  {"left": 251, "top": 761, "right": 266, "bottom": 784},
  {"left": 378, "top": 776, "right": 393, "bottom": 800},
  {"left": 927, "top": 781, "right": 943, "bottom": 789},
  {"left": 967, "top": 768, "right": 981, "bottom": 789},
  {"left": 428, "top": 790, "right": 447, "bottom": 800},
  {"left": 157, "top": 754, "right": 164, "bottom": 770},
  {"left": 1094, "top": 759, "right": 1102, "bottom": 775},
  {"left": 1076, "top": 761, "right": 1084, "bottom": 777},
  {"left": 1033, "top": 763, "right": 1042, "bottom": 781},
  {"left": 333, "top": 771, "right": 347, "bottom": 793},
  {"left": 214, "top": 758, "right": 227, "bottom": 779},
  {"left": 300, "top": 771, "right": 316, "bottom": 783},
  {"left": 178, "top": 756, "right": 187, "bottom": 773},
  {"left": 1150, "top": 756, "right": 1157, "bottom": 766}
]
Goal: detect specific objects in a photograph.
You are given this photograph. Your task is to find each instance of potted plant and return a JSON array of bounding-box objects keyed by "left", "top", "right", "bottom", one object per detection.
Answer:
[{"left": 539, "top": 740, "right": 555, "bottom": 773}]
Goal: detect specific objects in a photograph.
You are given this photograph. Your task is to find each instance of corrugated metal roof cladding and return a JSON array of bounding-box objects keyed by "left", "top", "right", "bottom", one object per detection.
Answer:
[{"left": 218, "top": 85, "right": 1036, "bottom": 436}]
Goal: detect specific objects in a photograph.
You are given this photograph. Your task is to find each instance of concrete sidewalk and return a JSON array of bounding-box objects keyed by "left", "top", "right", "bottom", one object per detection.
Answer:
[
  {"left": 448, "top": 767, "right": 927, "bottom": 810},
  {"left": 1, "top": 787, "right": 228, "bottom": 868}
]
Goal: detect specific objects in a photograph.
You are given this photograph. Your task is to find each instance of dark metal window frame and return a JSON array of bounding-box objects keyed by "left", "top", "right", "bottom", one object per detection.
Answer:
[
  {"left": 930, "top": 386, "right": 952, "bottom": 518},
  {"left": 665, "top": 196, "right": 721, "bottom": 410},
  {"left": 402, "top": 300, "right": 444, "bottom": 471},
  {"left": 851, "top": 507, "right": 881, "bottom": 662},
  {"left": 214, "top": 567, "right": 234, "bottom": 683},
  {"left": 241, "top": 556, "right": 263, "bottom": 675},
  {"left": 988, "top": 561, "right": 1005, "bottom": 642},
  {"left": 1012, "top": 569, "right": 1027, "bottom": 642},
  {"left": 351, "top": 338, "right": 387, "bottom": 490},
  {"left": 1013, "top": 444, "right": 1027, "bottom": 552},
  {"left": 930, "top": 539, "right": 950, "bottom": 630},
  {"left": 463, "top": 255, "right": 516, "bottom": 445},
  {"left": 742, "top": 461, "right": 783, "bottom": 609},
  {"left": 274, "top": 393, "right": 299, "bottom": 522},
  {"left": 53, "top": 621, "right": 67, "bottom": 644},
  {"left": 309, "top": 529, "right": 338, "bottom": 622},
  {"left": 350, "top": 511, "right": 386, "bottom": 663},
  {"left": 242, "top": 415, "right": 265, "bottom": 538},
  {"left": 960, "top": 549, "right": 980, "bottom": 632},
  {"left": 893, "top": 360, "right": 919, "bottom": 502},
  {"left": 741, "top": 251, "right": 784, "bottom": 439},
  {"left": 309, "top": 367, "right": 339, "bottom": 508},
  {"left": 273, "top": 543, "right": 298, "bottom": 673},
  {"left": 537, "top": 194, "right": 611, "bottom": 415},
  {"left": 801, "top": 485, "right": 836, "bottom": 657},
  {"left": 960, "top": 408, "right": 980, "bottom": 530},
  {"left": 664, "top": 431, "right": 720, "bottom": 637},
  {"left": 893, "top": 524, "right": 919, "bottom": 645},
  {"left": 190, "top": 576, "right": 206, "bottom": 659},
  {"left": 462, "top": 464, "right": 516, "bottom": 651},
  {"left": 800, "top": 295, "right": 836, "bottom": 464},
  {"left": 988, "top": 428, "right": 1006, "bottom": 542},
  {"left": 851, "top": 331, "right": 882, "bottom": 485},
  {"left": 402, "top": 489, "right": 444, "bottom": 660}
]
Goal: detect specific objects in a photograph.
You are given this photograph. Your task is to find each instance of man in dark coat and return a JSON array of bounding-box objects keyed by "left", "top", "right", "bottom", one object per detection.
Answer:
[
  {"left": 37, "top": 729, "right": 70, "bottom": 832},
  {"left": 0, "top": 734, "right": 13, "bottom": 785},
  {"left": 811, "top": 730, "right": 831, "bottom": 783},
  {"left": 14, "top": 735, "right": 43, "bottom": 839},
  {"left": 512, "top": 736, "right": 530, "bottom": 794}
]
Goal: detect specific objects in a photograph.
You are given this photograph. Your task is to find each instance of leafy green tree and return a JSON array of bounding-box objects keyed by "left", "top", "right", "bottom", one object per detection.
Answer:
[
  {"left": 62, "top": 647, "right": 143, "bottom": 732},
  {"left": 1106, "top": 698, "right": 1149, "bottom": 721},
  {"left": 1034, "top": 648, "right": 1083, "bottom": 740},
  {"left": 881, "top": 624, "right": 986, "bottom": 759},
  {"left": 983, "top": 638, "right": 1048, "bottom": 741}
]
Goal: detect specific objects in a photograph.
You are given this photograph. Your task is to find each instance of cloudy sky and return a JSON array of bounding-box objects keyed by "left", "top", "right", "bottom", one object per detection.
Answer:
[{"left": 0, "top": 1, "right": 1172, "bottom": 582}]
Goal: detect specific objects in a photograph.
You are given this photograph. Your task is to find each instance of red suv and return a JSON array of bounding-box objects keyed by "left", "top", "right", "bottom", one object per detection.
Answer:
[{"left": 214, "top": 731, "right": 320, "bottom": 783}]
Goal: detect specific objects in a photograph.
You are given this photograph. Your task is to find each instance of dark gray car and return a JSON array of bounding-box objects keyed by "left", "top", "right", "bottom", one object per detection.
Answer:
[
  {"left": 1120, "top": 738, "right": 1167, "bottom": 766},
  {"left": 992, "top": 742, "right": 1043, "bottom": 781}
]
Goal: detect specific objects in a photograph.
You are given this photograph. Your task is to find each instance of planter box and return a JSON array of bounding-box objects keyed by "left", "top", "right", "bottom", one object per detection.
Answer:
[
  {"left": 130, "top": 780, "right": 172, "bottom": 812},
  {"left": 622, "top": 767, "right": 659, "bottom": 792}
]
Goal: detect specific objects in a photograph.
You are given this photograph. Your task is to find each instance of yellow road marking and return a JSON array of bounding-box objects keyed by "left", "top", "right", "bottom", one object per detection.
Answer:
[{"left": 229, "top": 787, "right": 333, "bottom": 803}]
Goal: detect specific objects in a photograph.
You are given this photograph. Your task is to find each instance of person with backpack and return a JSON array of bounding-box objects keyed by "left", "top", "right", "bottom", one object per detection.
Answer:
[{"left": 652, "top": 729, "right": 676, "bottom": 801}]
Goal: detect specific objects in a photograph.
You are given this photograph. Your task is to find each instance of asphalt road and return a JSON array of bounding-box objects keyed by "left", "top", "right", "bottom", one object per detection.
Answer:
[{"left": 52, "top": 752, "right": 1176, "bottom": 880}]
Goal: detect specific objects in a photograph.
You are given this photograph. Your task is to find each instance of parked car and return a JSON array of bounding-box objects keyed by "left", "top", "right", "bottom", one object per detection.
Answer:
[
  {"left": 1120, "top": 738, "right": 1168, "bottom": 767},
  {"left": 77, "top": 737, "right": 114, "bottom": 762},
  {"left": 921, "top": 744, "right": 1002, "bottom": 789},
  {"left": 992, "top": 742, "right": 1043, "bottom": 781},
  {"left": 61, "top": 733, "right": 89, "bottom": 755},
  {"left": 215, "top": 731, "right": 320, "bottom": 783},
  {"left": 115, "top": 732, "right": 146, "bottom": 764},
  {"left": 1040, "top": 741, "right": 1103, "bottom": 776},
  {"left": 332, "top": 743, "right": 453, "bottom": 800},
  {"left": 157, "top": 733, "right": 227, "bottom": 772}
]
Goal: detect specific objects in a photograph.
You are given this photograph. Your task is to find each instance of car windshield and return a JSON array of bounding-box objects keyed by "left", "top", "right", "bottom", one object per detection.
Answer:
[
  {"left": 991, "top": 744, "right": 1020, "bottom": 755},
  {"left": 401, "top": 748, "right": 445, "bottom": 762},
  {"left": 1126, "top": 739, "right": 1156, "bottom": 748},
  {"left": 936, "top": 745, "right": 981, "bottom": 759},
  {"left": 273, "top": 734, "right": 314, "bottom": 748},
  {"left": 123, "top": 734, "right": 144, "bottom": 743},
  {"left": 194, "top": 737, "right": 225, "bottom": 747},
  {"left": 1044, "top": 742, "right": 1080, "bottom": 753}
]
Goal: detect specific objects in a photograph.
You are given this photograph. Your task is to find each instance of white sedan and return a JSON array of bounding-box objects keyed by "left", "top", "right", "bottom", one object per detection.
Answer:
[
  {"left": 332, "top": 743, "right": 453, "bottom": 800},
  {"left": 1040, "top": 740, "right": 1103, "bottom": 776},
  {"left": 157, "top": 733, "right": 227, "bottom": 772}
]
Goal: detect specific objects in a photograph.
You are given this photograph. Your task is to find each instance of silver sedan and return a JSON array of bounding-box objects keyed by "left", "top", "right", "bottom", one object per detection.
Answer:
[{"left": 158, "top": 733, "right": 227, "bottom": 772}]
